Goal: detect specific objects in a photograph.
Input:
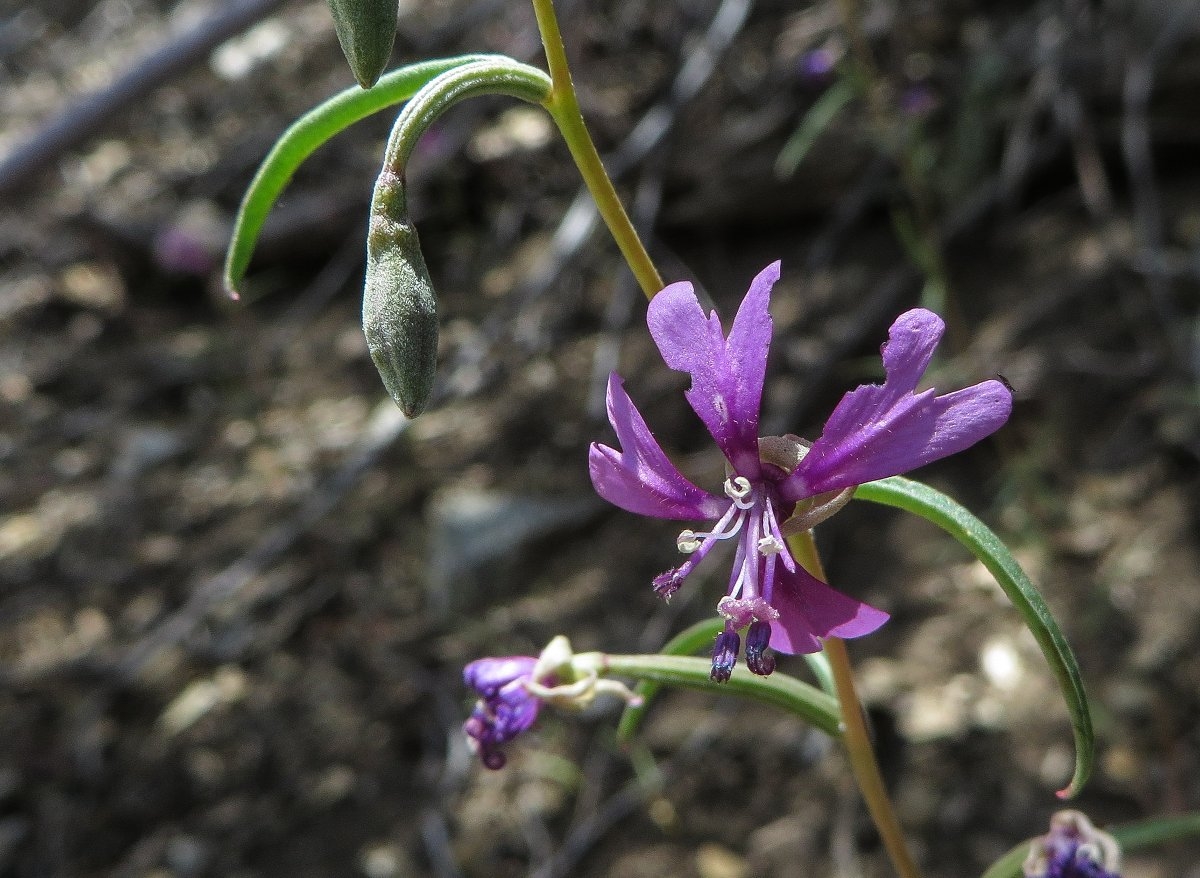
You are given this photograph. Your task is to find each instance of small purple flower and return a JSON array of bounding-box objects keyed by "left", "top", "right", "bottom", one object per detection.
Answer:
[
  {"left": 463, "top": 637, "right": 643, "bottom": 769},
  {"left": 799, "top": 47, "right": 838, "bottom": 83},
  {"left": 589, "top": 261, "right": 1012, "bottom": 678},
  {"left": 462, "top": 656, "right": 547, "bottom": 770},
  {"left": 1024, "top": 811, "right": 1121, "bottom": 878}
]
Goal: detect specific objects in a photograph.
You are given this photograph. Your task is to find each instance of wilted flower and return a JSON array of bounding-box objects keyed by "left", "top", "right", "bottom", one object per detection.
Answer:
[
  {"left": 463, "top": 636, "right": 643, "bottom": 769},
  {"left": 1024, "top": 810, "right": 1121, "bottom": 878},
  {"left": 463, "top": 655, "right": 547, "bottom": 770},
  {"left": 589, "top": 261, "right": 1012, "bottom": 678}
]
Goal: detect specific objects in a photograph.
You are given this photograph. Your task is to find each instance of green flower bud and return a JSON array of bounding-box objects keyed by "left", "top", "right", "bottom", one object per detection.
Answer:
[
  {"left": 363, "top": 171, "right": 437, "bottom": 417},
  {"left": 326, "top": 0, "right": 397, "bottom": 89},
  {"left": 360, "top": 59, "right": 553, "bottom": 416}
]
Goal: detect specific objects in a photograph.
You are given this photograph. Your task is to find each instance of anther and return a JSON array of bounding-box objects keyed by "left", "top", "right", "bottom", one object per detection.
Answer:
[
  {"left": 745, "top": 620, "right": 776, "bottom": 676},
  {"left": 710, "top": 627, "right": 740, "bottom": 683},
  {"left": 676, "top": 530, "right": 701, "bottom": 553},
  {"left": 757, "top": 535, "right": 784, "bottom": 555}
]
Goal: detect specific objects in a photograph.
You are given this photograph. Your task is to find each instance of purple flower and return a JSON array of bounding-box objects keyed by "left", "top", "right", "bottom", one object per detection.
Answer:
[
  {"left": 589, "top": 261, "right": 1012, "bottom": 678},
  {"left": 462, "top": 656, "right": 547, "bottom": 770},
  {"left": 1024, "top": 811, "right": 1121, "bottom": 878}
]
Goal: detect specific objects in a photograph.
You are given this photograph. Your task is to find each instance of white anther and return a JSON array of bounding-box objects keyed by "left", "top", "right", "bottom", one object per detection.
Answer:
[
  {"left": 757, "top": 535, "right": 785, "bottom": 555},
  {"left": 676, "top": 530, "right": 702, "bottom": 553},
  {"left": 724, "top": 476, "right": 755, "bottom": 509}
]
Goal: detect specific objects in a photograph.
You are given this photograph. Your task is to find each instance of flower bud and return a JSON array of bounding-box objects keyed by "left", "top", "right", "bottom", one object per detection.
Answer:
[
  {"left": 362, "top": 175, "right": 438, "bottom": 417},
  {"left": 326, "top": 0, "right": 397, "bottom": 89},
  {"left": 1024, "top": 810, "right": 1121, "bottom": 878}
]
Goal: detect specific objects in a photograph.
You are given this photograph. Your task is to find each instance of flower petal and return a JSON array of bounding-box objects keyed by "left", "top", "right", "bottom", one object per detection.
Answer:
[
  {"left": 646, "top": 262, "right": 780, "bottom": 477},
  {"left": 589, "top": 373, "right": 725, "bottom": 520},
  {"left": 782, "top": 310, "right": 1013, "bottom": 498},
  {"left": 767, "top": 565, "right": 889, "bottom": 654},
  {"left": 880, "top": 308, "right": 944, "bottom": 393},
  {"left": 463, "top": 655, "right": 543, "bottom": 769},
  {"left": 464, "top": 656, "right": 537, "bottom": 694}
]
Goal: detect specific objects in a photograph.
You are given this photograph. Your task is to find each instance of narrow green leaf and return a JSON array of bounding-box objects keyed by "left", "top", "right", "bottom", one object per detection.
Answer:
[
  {"left": 854, "top": 476, "right": 1094, "bottom": 798},
  {"left": 616, "top": 617, "right": 724, "bottom": 744},
  {"left": 978, "top": 843, "right": 1026, "bottom": 878},
  {"left": 327, "top": 0, "right": 397, "bottom": 89},
  {"left": 223, "top": 54, "right": 497, "bottom": 298},
  {"left": 979, "top": 812, "right": 1200, "bottom": 878},
  {"left": 803, "top": 649, "right": 838, "bottom": 699},
  {"left": 1109, "top": 812, "right": 1200, "bottom": 850},
  {"left": 605, "top": 654, "right": 842, "bottom": 739},
  {"left": 616, "top": 620, "right": 841, "bottom": 744},
  {"left": 775, "top": 79, "right": 856, "bottom": 178}
]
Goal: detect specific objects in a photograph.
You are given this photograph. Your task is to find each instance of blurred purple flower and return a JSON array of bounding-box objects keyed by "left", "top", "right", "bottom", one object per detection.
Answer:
[
  {"left": 1025, "top": 811, "right": 1121, "bottom": 878},
  {"left": 899, "top": 83, "right": 938, "bottom": 117},
  {"left": 462, "top": 656, "right": 547, "bottom": 770},
  {"left": 153, "top": 225, "right": 218, "bottom": 276},
  {"left": 799, "top": 47, "right": 838, "bottom": 83},
  {"left": 589, "top": 261, "right": 1012, "bottom": 678}
]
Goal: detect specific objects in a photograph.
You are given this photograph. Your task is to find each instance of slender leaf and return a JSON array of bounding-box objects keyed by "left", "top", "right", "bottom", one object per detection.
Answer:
[
  {"left": 854, "top": 476, "right": 1093, "bottom": 798},
  {"left": 775, "top": 78, "right": 855, "bottom": 178},
  {"left": 1110, "top": 812, "right": 1200, "bottom": 850},
  {"left": 803, "top": 649, "right": 838, "bottom": 698},
  {"left": 605, "top": 654, "right": 842, "bottom": 739},
  {"left": 616, "top": 617, "right": 724, "bottom": 743},
  {"left": 223, "top": 54, "right": 499, "bottom": 297},
  {"left": 617, "top": 618, "right": 842, "bottom": 743}
]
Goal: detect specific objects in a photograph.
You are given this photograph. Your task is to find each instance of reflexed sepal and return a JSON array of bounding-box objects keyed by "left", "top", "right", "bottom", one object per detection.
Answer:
[
  {"left": 327, "top": 0, "right": 397, "bottom": 89},
  {"left": 363, "top": 172, "right": 437, "bottom": 416}
]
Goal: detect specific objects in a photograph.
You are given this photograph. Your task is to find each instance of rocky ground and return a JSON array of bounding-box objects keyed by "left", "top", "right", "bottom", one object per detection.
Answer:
[{"left": 1, "top": 0, "right": 1199, "bottom": 875}]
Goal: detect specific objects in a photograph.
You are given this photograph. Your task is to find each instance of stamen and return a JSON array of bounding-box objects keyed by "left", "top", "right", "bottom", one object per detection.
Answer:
[
  {"left": 745, "top": 620, "right": 776, "bottom": 676},
  {"left": 724, "top": 476, "right": 755, "bottom": 509},
  {"left": 757, "top": 535, "right": 784, "bottom": 555},
  {"left": 710, "top": 627, "right": 740, "bottom": 683},
  {"left": 762, "top": 496, "right": 795, "bottom": 573},
  {"left": 674, "top": 502, "right": 748, "bottom": 554}
]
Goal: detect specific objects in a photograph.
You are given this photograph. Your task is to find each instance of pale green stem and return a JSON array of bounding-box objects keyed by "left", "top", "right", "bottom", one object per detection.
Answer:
[
  {"left": 530, "top": 0, "right": 663, "bottom": 299},
  {"left": 791, "top": 530, "right": 924, "bottom": 878}
]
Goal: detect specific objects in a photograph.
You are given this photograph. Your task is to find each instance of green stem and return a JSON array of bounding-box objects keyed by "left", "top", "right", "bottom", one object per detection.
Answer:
[
  {"left": 224, "top": 55, "right": 502, "bottom": 295},
  {"left": 530, "top": 0, "right": 663, "bottom": 298},
  {"left": 595, "top": 654, "right": 842, "bottom": 738},
  {"left": 377, "top": 59, "right": 553, "bottom": 197},
  {"left": 791, "top": 531, "right": 924, "bottom": 878}
]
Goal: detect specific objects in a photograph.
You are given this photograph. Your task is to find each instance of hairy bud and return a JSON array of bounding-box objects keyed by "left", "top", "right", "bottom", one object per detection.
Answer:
[
  {"left": 363, "top": 173, "right": 438, "bottom": 417},
  {"left": 326, "top": 0, "right": 397, "bottom": 89}
]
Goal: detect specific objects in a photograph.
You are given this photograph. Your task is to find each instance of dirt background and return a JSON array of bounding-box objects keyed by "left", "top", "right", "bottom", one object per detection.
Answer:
[{"left": 2, "top": 0, "right": 1200, "bottom": 875}]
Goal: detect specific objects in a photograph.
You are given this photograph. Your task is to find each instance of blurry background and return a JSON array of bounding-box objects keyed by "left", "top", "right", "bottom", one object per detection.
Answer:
[{"left": 1, "top": 0, "right": 1199, "bottom": 875}]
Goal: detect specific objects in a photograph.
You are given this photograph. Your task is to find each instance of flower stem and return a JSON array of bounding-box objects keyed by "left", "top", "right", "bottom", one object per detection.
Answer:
[
  {"left": 530, "top": 0, "right": 663, "bottom": 299},
  {"left": 790, "top": 531, "right": 923, "bottom": 878}
]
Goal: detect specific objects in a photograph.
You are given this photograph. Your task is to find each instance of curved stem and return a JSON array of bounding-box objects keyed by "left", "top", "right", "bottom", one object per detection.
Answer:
[
  {"left": 791, "top": 531, "right": 923, "bottom": 878},
  {"left": 376, "top": 59, "right": 553, "bottom": 210},
  {"left": 530, "top": 0, "right": 663, "bottom": 298},
  {"left": 596, "top": 654, "right": 842, "bottom": 738},
  {"left": 224, "top": 55, "right": 502, "bottom": 295}
]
